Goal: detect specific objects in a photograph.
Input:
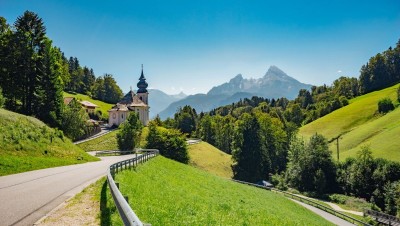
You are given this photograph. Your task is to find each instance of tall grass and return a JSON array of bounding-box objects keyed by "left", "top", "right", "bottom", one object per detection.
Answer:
[{"left": 113, "top": 156, "right": 333, "bottom": 225}]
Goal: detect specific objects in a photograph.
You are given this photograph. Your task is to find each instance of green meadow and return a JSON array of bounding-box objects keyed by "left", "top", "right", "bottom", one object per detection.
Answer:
[
  {"left": 113, "top": 156, "right": 333, "bottom": 225},
  {"left": 0, "top": 108, "right": 98, "bottom": 176},
  {"left": 299, "top": 84, "right": 400, "bottom": 161}
]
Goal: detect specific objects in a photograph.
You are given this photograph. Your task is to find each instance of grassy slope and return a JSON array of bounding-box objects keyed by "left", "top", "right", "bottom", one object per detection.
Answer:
[
  {"left": 77, "top": 130, "right": 119, "bottom": 151},
  {"left": 299, "top": 84, "right": 400, "bottom": 161},
  {"left": 188, "top": 141, "right": 233, "bottom": 178},
  {"left": 0, "top": 108, "right": 99, "bottom": 176},
  {"left": 115, "top": 156, "right": 333, "bottom": 225},
  {"left": 63, "top": 92, "right": 114, "bottom": 118},
  {"left": 77, "top": 127, "right": 149, "bottom": 152}
]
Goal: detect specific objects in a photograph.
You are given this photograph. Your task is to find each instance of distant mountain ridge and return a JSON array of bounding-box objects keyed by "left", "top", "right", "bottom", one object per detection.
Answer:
[
  {"left": 148, "top": 89, "right": 187, "bottom": 118},
  {"left": 158, "top": 66, "right": 312, "bottom": 119},
  {"left": 207, "top": 66, "right": 310, "bottom": 98}
]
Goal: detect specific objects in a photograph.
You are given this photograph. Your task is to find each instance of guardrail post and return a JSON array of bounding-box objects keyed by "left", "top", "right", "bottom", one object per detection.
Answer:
[
  {"left": 116, "top": 183, "right": 119, "bottom": 189},
  {"left": 124, "top": 196, "right": 129, "bottom": 203}
]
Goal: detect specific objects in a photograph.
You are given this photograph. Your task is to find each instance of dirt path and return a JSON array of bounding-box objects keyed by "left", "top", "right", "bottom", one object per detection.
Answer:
[{"left": 36, "top": 179, "right": 103, "bottom": 226}]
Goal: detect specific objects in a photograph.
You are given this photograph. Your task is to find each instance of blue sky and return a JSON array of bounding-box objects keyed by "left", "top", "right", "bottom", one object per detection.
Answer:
[{"left": 1, "top": 0, "right": 400, "bottom": 95}]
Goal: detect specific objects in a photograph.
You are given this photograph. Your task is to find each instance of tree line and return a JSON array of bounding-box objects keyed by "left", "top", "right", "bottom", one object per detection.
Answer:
[{"left": 0, "top": 11, "right": 124, "bottom": 140}]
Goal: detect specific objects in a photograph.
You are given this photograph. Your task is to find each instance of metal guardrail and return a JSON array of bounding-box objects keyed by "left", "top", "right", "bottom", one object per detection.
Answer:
[
  {"left": 107, "top": 149, "right": 159, "bottom": 226},
  {"left": 365, "top": 209, "right": 400, "bottom": 226},
  {"left": 232, "top": 179, "right": 372, "bottom": 226}
]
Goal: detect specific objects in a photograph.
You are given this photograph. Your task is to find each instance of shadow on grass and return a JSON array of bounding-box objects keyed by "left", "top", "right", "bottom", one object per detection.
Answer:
[{"left": 100, "top": 180, "right": 112, "bottom": 226}]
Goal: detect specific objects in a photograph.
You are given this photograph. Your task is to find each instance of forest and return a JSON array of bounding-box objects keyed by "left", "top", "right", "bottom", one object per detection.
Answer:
[{"left": 0, "top": 11, "right": 123, "bottom": 140}]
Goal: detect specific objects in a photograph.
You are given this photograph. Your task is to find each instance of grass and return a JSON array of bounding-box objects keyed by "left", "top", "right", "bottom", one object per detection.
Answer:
[
  {"left": 188, "top": 141, "right": 233, "bottom": 178},
  {"left": 0, "top": 108, "right": 99, "bottom": 176},
  {"left": 113, "top": 156, "right": 334, "bottom": 225},
  {"left": 77, "top": 127, "right": 149, "bottom": 152},
  {"left": 63, "top": 91, "right": 114, "bottom": 119},
  {"left": 299, "top": 84, "right": 400, "bottom": 161},
  {"left": 77, "top": 130, "right": 119, "bottom": 151}
]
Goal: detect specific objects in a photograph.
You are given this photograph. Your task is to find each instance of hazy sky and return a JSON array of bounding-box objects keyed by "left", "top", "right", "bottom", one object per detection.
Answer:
[{"left": 1, "top": 0, "right": 400, "bottom": 95}]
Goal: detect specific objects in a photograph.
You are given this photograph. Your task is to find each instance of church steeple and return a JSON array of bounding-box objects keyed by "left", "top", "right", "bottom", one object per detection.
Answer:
[{"left": 137, "top": 64, "right": 148, "bottom": 93}]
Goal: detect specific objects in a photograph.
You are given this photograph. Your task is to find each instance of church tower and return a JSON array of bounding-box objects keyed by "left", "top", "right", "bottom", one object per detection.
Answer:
[{"left": 136, "top": 64, "right": 148, "bottom": 105}]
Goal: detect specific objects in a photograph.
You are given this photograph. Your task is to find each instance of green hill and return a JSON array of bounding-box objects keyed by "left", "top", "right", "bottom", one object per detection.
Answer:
[
  {"left": 63, "top": 92, "right": 114, "bottom": 119},
  {"left": 188, "top": 141, "right": 233, "bottom": 178},
  {"left": 113, "top": 156, "right": 333, "bottom": 225},
  {"left": 299, "top": 84, "right": 400, "bottom": 161},
  {"left": 0, "top": 108, "right": 99, "bottom": 176}
]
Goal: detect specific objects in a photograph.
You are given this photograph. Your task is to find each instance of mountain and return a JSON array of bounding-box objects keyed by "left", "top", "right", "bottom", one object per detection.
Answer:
[
  {"left": 148, "top": 89, "right": 187, "bottom": 118},
  {"left": 207, "top": 65, "right": 311, "bottom": 98},
  {"left": 159, "top": 66, "right": 312, "bottom": 119}
]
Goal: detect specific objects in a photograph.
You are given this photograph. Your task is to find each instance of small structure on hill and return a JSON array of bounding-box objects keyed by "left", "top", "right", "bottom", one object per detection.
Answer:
[
  {"left": 63, "top": 97, "right": 98, "bottom": 114},
  {"left": 108, "top": 66, "right": 150, "bottom": 127}
]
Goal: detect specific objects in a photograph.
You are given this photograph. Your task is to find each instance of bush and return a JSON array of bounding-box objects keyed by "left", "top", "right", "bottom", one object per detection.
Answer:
[
  {"left": 378, "top": 98, "right": 394, "bottom": 113},
  {"left": 146, "top": 122, "right": 189, "bottom": 164}
]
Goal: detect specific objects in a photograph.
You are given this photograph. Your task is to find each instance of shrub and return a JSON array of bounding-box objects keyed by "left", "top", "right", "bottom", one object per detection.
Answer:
[
  {"left": 378, "top": 98, "right": 394, "bottom": 113},
  {"left": 146, "top": 122, "right": 189, "bottom": 164}
]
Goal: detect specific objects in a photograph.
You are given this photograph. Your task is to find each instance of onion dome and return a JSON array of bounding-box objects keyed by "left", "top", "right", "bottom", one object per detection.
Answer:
[{"left": 137, "top": 64, "right": 148, "bottom": 93}]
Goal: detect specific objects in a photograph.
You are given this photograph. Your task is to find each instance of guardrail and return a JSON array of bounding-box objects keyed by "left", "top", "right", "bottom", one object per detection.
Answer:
[
  {"left": 365, "top": 209, "right": 400, "bottom": 226},
  {"left": 96, "top": 150, "right": 136, "bottom": 156},
  {"left": 107, "top": 149, "right": 159, "bottom": 226},
  {"left": 232, "top": 179, "right": 372, "bottom": 226}
]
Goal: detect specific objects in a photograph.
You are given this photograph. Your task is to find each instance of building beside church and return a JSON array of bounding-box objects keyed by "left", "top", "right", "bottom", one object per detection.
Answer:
[{"left": 108, "top": 67, "right": 149, "bottom": 127}]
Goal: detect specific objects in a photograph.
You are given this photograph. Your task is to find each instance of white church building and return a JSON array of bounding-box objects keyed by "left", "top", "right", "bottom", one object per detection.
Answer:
[{"left": 108, "top": 66, "right": 149, "bottom": 127}]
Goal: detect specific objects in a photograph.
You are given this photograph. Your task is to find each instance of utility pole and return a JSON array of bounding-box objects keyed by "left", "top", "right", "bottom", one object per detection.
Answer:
[{"left": 329, "top": 134, "right": 342, "bottom": 161}]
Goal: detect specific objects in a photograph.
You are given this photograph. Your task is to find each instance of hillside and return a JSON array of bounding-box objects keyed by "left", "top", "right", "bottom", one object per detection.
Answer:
[
  {"left": 0, "top": 109, "right": 98, "bottom": 176},
  {"left": 188, "top": 141, "right": 233, "bottom": 178},
  {"left": 113, "top": 156, "right": 333, "bottom": 225},
  {"left": 63, "top": 92, "right": 114, "bottom": 119},
  {"left": 159, "top": 66, "right": 312, "bottom": 119},
  {"left": 299, "top": 84, "right": 400, "bottom": 161}
]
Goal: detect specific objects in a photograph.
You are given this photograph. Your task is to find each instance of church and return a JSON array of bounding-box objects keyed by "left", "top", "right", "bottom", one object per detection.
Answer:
[{"left": 108, "top": 66, "right": 150, "bottom": 127}]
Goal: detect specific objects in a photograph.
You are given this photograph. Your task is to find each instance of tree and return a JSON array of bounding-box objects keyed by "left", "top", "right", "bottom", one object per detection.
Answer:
[
  {"left": 349, "top": 146, "right": 375, "bottom": 199},
  {"left": 232, "top": 113, "right": 270, "bottom": 182},
  {"left": 286, "top": 134, "right": 336, "bottom": 195},
  {"left": 61, "top": 99, "right": 89, "bottom": 141},
  {"left": 13, "top": 11, "right": 47, "bottom": 115},
  {"left": 174, "top": 105, "right": 197, "bottom": 136},
  {"left": 146, "top": 122, "right": 189, "bottom": 163},
  {"left": 384, "top": 182, "right": 400, "bottom": 216},
  {"left": 35, "top": 38, "right": 65, "bottom": 127},
  {"left": 117, "top": 113, "right": 142, "bottom": 151},
  {"left": 92, "top": 74, "right": 122, "bottom": 103}
]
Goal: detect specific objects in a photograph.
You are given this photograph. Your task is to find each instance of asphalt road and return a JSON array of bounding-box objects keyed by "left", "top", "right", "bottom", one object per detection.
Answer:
[
  {"left": 0, "top": 155, "right": 135, "bottom": 226},
  {"left": 291, "top": 199, "right": 356, "bottom": 226}
]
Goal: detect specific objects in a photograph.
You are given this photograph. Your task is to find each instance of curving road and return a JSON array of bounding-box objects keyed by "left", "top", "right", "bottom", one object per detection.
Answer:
[{"left": 0, "top": 154, "right": 135, "bottom": 226}]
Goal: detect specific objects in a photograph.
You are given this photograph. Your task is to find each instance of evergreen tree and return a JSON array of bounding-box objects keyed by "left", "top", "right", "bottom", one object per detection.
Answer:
[
  {"left": 13, "top": 11, "right": 47, "bottom": 115},
  {"left": 232, "top": 113, "right": 270, "bottom": 182}
]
